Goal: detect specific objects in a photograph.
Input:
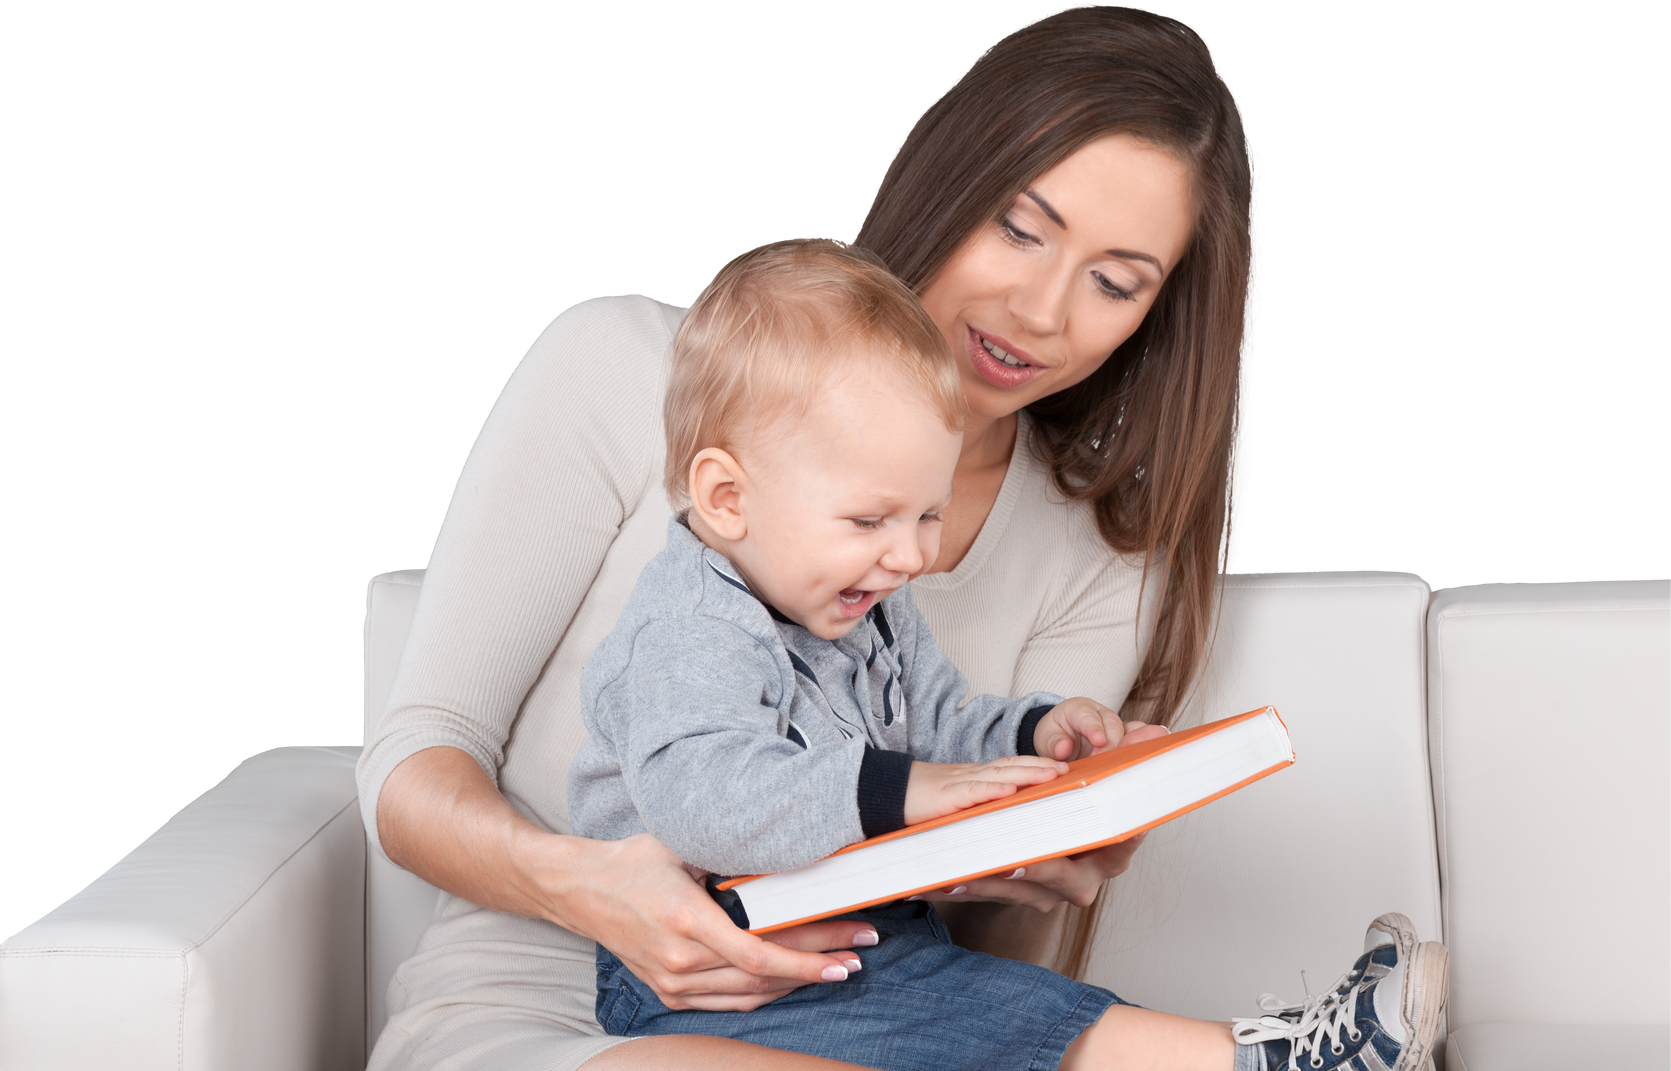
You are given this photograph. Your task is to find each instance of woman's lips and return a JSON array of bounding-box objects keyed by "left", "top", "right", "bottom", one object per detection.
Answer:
[{"left": 965, "top": 326, "right": 1043, "bottom": 389}]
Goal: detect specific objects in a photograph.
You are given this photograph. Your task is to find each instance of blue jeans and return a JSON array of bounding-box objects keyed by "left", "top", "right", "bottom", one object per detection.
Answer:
[{"left": 595, "top": 899, "right": 1129, "bottom": 1071}]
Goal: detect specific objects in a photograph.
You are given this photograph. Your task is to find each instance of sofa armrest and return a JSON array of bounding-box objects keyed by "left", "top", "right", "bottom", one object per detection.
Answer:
[{"left": 0, "top": 746, "right": 366, "bottom": 1071}]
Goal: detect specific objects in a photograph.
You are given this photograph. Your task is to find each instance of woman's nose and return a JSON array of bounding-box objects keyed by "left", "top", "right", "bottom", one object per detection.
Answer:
[{"left": 1006, "top": 258, "right": 1071, "bottom": 337}]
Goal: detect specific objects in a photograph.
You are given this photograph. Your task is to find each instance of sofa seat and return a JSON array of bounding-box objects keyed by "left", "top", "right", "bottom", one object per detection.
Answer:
[{"left": 1447, "top": 1022, "right": 1669, "bottom": 1071}]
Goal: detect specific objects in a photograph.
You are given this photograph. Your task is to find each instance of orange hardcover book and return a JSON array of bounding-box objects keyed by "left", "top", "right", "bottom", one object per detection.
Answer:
[{"left": 718, "top": 706, "right": 1294, "bottom": 933}]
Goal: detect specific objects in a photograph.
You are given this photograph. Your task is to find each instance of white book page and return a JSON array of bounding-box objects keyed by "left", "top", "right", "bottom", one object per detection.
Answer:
[{"left": 738, "top": 710, "right": 1290, "bottom": 930}]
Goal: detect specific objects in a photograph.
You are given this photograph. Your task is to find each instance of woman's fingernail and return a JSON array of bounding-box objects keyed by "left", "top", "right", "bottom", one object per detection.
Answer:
[
  {"left": 843, "top": 957, "right": 862, "bottom": 971},
  {"left": 949, "top": 885, "right": 967, "bottom": 895},
  {"left": 906, "top": 895, "right": 924, "bottom": 901},
  {"left": 1005, "top": 868, "right": 1026, "bottom": 880},
  {"left": 853, "top": 929, "right": 879, "bottom": 946},
  {"left": 821, "top": 965, "right": 849, "bottom": 982}
]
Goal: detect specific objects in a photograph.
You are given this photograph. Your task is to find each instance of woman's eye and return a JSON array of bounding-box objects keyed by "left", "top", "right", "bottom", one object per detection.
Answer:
[
  {"left": 998, "top": 216, "right": 1038, "bottom": 247},
  {"left": 851, "top": 517, "right": 882, "bottom": 530},
  {"left": 1093, "top": 270, "right": 1137, "bottom": 303}
]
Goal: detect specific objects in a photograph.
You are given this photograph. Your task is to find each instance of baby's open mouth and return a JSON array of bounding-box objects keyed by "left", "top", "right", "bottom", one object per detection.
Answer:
[{"left": 837, "top": 588, "right": 878, "bottom": 616}]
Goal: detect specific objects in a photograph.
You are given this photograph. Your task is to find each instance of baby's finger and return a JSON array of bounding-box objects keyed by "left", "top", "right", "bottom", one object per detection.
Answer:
[
  {"left": 980, "top": 757, "right": 1068, "bottom": 785},
  {"left": 1033, "top": 720, "right": 1078, "bottom": 762},
  {"left": 951, "top": 779, "right": 1019, "bottom": 811},
  {"left": 1063, "top": 703, "right": 1114, "bottom": 749}
]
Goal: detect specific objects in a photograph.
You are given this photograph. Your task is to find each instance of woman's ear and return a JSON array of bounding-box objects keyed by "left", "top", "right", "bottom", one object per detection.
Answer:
[{"left": 688, "top": 447, "right": 749, "bottom": 542}]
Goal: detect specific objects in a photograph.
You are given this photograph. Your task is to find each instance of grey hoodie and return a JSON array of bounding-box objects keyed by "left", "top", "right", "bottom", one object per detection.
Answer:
[{"left": 568, "top": 517, "right": 1061, "bottom": 876}]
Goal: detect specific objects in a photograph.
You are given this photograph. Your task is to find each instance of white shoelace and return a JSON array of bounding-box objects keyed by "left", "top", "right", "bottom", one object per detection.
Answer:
[{"left": 1232, "top": 970, "right": 1368, "bottom": 1071}]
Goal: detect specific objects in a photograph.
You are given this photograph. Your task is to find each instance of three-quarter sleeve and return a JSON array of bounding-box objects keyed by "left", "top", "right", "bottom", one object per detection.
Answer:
[{"left": 355, "top": 296, "right": 682, "bottom": 861}]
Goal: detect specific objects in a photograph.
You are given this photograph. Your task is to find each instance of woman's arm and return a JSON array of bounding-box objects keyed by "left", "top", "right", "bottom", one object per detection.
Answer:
[{"left": 380, "top": 746, "right": 872, "bottom": 1010}]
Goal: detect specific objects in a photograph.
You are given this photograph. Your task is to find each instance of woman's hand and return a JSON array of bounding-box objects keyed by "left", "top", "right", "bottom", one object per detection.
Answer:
[
  {"left": 378, "top": 746, "right": 875, "bottom": 1012},
  {"left": 909, "top": 834, "right": 1148, "bottom": 911},
  {"left": 544, "top": 833, "right": 879, "bottom": 1011},
  {"left": 908, "top": 721, "right": 1170, "bottom": 911}
]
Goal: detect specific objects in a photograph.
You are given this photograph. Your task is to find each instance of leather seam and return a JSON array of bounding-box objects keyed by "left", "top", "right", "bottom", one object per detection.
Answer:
[{"left": 0, "top": 948, "right": 185, "bottom": 957}]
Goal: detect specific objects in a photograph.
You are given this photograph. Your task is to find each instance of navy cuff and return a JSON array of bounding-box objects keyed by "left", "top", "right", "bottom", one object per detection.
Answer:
[
  {"left": 857, "top": 747, "right": 913, "bottom": 837},
  {"left": 1016, "top": 704, "right": 1055, "bottom": 757}
]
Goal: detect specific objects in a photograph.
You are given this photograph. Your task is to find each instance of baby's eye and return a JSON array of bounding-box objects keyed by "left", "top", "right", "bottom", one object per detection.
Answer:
[
  {"left": 920, "top": 511, "right": 944, "bottom": 524},
  {"left": 850, "top": 517, "right": 882, "bottom": 530}
]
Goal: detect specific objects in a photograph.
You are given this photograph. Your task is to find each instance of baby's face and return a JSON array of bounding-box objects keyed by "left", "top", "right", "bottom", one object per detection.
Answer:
[{"left": 730, "top": 367, "right": 961, "bottom": 640}]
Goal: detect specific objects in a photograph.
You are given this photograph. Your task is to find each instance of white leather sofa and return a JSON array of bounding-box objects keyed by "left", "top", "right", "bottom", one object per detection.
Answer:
[{"left": 2, "top": 572, "right": 1665, "bottom": 1071}]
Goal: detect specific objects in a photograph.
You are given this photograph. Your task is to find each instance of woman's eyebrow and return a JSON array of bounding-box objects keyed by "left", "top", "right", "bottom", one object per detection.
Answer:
[
  {"left": 1025, "top": 189, "right": 1163, "bottom": 273},
  {"left": 1107, "top": 249, "right": 1162, "bottom": 272},
  {"left": 1024, "top": 189, "right": 1066, "bottom": 228}
]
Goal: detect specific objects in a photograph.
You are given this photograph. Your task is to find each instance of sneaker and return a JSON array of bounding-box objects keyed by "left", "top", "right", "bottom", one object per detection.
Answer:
[
  {"left": 1232, "top": 913, "right": 1448, "bottom": 1071},
  {"left": 1251, "top": 914, "right": 1419, "bottom": 1022}
]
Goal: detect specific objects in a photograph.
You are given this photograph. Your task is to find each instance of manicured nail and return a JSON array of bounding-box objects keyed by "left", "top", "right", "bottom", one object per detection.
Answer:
[
  {"left": 853, "top": 929, "right": 879, "bottom": 946},
  {"left": 1005, "top": 868, "right": 1026, "bottom": 880},
  {"left": 821, "top": 965, "right": 848, "bottom": 982},
  {"left": 948, "top": 885, "right": 967, "bottom": 895},
  {"left": 906, "top": 895, "right": 924, "bottom": 901},
  {"left": 843, "top": 957, "right": 862, "bottom": 971}
]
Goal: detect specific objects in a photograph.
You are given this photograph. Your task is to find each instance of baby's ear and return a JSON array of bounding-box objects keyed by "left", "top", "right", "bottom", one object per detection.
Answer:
[{"left": 688, "top": 448, "right": 748, "bottom": 541}]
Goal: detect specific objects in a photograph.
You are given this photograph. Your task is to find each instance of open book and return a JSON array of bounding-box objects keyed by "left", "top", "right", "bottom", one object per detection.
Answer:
[{"left": 719, "top": 706, "right": 1294, "bottom": 933}]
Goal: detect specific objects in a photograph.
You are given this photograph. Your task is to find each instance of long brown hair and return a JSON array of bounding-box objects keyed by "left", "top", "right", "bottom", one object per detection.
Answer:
[{"left": 855, "top": 7, "right": 1250, "bottom": 980}]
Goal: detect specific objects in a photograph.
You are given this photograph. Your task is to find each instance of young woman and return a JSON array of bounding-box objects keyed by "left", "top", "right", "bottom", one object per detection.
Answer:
[{"left": 358, "top": 9, "right": 1443, "bottom": 1071}]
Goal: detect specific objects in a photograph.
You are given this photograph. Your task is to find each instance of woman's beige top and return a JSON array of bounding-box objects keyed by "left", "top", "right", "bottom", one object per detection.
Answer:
[{"left": 356, "top": 295, "right": 1158, "bottom": 1071}]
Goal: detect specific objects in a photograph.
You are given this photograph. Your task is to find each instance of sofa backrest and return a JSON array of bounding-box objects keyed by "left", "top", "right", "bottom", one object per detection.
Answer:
[
  {"left": 1090, "top": 573, "right": 1443, "bottom": 1019},
  {"left": 361, "top": 569, "right": 1447, "bottom": 1026},
  {"left": 1427, "top": 580, "right": 1669, "bottom": 1032},
  {"left": 363, "top": 570, "right": 445, "bottom": 1054},
  {"left": 362, "top": 568, "right": 1671, "bottom": 1048}
]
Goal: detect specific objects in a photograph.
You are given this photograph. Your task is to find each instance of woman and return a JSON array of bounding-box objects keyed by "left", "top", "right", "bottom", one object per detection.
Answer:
[{"left": 360, "top": 8, "right": 1247, "bottom": 1069}]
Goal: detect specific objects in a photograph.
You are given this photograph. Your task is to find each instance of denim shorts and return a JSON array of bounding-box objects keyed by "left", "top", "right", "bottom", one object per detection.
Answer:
[{"left": 594, "top": 899, "right": 1130, "bottom": 1071}]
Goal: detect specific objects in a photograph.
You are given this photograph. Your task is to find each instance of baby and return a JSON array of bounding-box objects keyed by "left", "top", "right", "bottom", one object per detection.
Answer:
[
  {"left": 568, "top": 240, "right": 1447, "bottom": 1071},
  {"left": 567, "top": 238, "right": 1136, "bottom": 1066}
]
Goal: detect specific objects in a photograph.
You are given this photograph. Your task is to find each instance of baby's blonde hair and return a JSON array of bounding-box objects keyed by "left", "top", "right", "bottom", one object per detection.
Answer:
[{"left": 664, "top": 239, "right": 963, "bottom": 505}]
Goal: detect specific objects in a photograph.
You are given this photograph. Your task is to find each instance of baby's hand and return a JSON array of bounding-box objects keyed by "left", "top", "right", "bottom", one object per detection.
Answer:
[
  {"left": 903, "top": 756, "right": 1069, "bottom": 826},
  {"left": 1033, "top": 697, "right": 1126, "bottom": 761}
]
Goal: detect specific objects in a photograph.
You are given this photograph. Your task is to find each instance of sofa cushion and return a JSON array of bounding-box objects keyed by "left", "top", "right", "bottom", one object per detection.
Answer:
[
  {"left": 364, "top": 569, "right": 445, "bottom": 1052},
  {"left": 1088, "top": 572, "right": 1443, "bottom": 1022},
  {"left": 1428, "top": 581, "right": 1669, "bottom": 1036}
]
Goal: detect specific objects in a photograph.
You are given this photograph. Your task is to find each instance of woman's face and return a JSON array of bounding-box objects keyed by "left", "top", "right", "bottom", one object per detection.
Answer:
[{"left": 919, "top": 133, "right": 1195, "bottom": 424}]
